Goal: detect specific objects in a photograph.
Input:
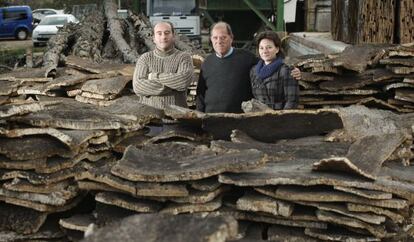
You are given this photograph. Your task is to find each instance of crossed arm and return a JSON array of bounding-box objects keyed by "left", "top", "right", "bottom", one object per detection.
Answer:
[{"left": 133, "top": 54, "right": 194, "bottom": 96}]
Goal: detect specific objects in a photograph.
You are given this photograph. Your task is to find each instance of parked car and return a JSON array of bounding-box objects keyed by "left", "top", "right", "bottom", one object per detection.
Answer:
[
  {"left": 0, "top": 5, "right": 33, "bottom": 40},
  {"left": 32, "top": 14, "right": 78, "bottom": 47},
  {"left": 32, "top": 8, "right": 64, "bottom": 24}
]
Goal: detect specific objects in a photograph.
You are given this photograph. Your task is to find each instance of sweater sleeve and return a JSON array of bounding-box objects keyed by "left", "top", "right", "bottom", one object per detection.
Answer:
[
  {"left": 196, "top": 69, "right": 206, "bottom": 112},
  {"left": 152, "top": 53, "right": 194, "bottom": 91},
  {"left": 132, "top": 55, "right": 169, "bottom": 96},
  {"left": 282, "top": 66, "right": 299, "bottom": 109}
]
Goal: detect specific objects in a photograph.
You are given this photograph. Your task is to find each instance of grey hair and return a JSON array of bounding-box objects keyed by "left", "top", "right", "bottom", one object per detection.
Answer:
[{"left": 210, "top": 21, "right": 233, "bottom": 37}]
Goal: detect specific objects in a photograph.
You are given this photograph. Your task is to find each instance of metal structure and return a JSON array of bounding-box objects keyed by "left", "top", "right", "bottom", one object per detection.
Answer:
[
  {"left": 198, "top": 0, "right": 285, "bottom": 45},
  {"left": 128, "top": 0, "right": 295, "bottom": 47},
  {"left": 146, "top": 0, "right": 200, "bottom": 37}
]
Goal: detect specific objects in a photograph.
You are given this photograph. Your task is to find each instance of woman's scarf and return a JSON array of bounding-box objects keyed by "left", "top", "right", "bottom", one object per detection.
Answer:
[{"left": 255, "top": 57, "right": 284, "bottom": 80}]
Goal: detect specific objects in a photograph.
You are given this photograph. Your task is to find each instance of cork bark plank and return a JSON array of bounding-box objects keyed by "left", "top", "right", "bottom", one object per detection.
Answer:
[
  {"left": 75, "top": 160, "right": 189, "bottom": 197},
  {"left": 95, "top": 191, "right": 163, "bottom": 213},
  {"left": 111, "top": 145, "right": 267, "bottom": 182},
  {"left": 82, "top": 213, "right": 238, "bottom": 242}
]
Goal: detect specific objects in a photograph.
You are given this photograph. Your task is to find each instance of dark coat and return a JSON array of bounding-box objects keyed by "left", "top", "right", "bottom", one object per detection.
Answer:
[{"left": 249, "top": 63, "right": 299, "bottom": 109}]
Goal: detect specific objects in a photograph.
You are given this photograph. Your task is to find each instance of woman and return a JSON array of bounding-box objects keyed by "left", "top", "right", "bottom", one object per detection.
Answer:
[{"left": 250, "top": 31, "right": 299, "bottom": 110}]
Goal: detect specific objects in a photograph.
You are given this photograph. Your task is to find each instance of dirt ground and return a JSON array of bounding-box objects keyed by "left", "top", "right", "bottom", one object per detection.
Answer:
[{"left": 0, "top": 39, "right": 33, "bottom": 51}]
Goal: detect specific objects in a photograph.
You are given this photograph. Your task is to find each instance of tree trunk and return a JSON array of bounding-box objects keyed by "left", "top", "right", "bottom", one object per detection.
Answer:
[
  {"left": 25, "top": 48, "right": 33, "bottom": 68},
  {"left": 129, "top": 13, "right": 155, "bottom": 51},
  {"left": 72, "top": 10, "right": 105, "bottom": 62},
  {"left": 43, "top": 23, "right": 79, "bottom": 77},
  {"left": 129, "top": 13, "right": 205, "bottom": 56},
  {"left": 104, "top": 0, "right": 139, "bottom": 63}
]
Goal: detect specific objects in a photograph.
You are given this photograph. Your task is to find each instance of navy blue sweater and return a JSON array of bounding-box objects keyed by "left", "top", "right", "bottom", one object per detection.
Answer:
[{"left": 196, "top": 49, "right": 258, "bottom": 113}]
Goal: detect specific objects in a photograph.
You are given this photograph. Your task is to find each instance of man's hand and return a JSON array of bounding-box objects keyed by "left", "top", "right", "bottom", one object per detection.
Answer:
[
  {"left": 291, "top": 67, "right": 301, "bottom": 80},
  {"left": 148, "top": 72, "right": 159, "bottom": 80}
]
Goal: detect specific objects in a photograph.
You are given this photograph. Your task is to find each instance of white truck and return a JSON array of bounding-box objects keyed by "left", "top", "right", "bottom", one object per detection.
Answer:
[{"left": 146, "top": 0, "right": 200, "bottom": 41}]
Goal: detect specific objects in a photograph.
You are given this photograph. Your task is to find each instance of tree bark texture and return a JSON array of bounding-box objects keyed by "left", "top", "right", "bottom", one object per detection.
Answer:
[
  {"left": 72, "top": 10, "right": 105, "bottom": 63},
  {"left": 398, "top": 0, "right": 414, "bottom": 44},
  {"left": 129, "top": 13, "right": 155, "bottom": 52},
  {"left": 43, "top": 23, "right": 79, "bottom": 77},
  {"left": 104, "top": 0, "right": 139, "bottom": 63},
  {"left": 331, "top": 0, "right": 412, "bottom": 44}
]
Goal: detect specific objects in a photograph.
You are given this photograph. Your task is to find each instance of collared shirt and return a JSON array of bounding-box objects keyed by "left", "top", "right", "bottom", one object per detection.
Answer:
[{"left": 215, "top": 47, "right": 234, "bottom": 58}]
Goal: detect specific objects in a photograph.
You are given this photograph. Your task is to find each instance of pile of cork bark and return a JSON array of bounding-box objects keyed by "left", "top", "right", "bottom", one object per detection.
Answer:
[
  {"left": 292, "top": 43, "right": 414, "bottom": 112},
  {"left": 39, "top": 0, "right": 204, "bottom": 77},
  {"left": 78, "top": 106, "right": 414, "bottom": 242},
  {"left": 0, "top": 93, "right": 164, "bottom": 240},
  {"left": 1, "top": 85, "right": 414, "bottom": 241},
  {"left": 3, "top": 43, "right": 413, "bottom": 113},
  {"left": 1, "top": 0, "right": 414, "bottom": 241},
  {"left": 0, "top": 0, "right": 204, "bottom": 109}
]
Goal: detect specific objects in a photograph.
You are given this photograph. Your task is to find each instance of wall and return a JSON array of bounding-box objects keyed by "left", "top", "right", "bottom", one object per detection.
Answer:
[{"left": 305, "top": 0, "right": 331, "bottom": 32}]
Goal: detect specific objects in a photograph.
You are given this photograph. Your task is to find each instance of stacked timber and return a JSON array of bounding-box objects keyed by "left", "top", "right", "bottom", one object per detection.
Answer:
[
  {"left": 0, "top": 68, "right": 53, "bottom": 104},
  {"left": 0, "top": 95, "right": 163, "bottom": 240},
  {"left": 63, "top": 56, "right": 135, "bottom": 106},
  {"left": 292, "top": 43, "right": 414, "bottom": 111},
  {"left": 80, "top": 213, "right": 239, "bottom": 242},
  {"left": 164, "top": 105, "right": 414, "bottom": 241},
  {"left": 187, "top": 55, "right": 204, "bottom": 108},
  {"left": 0, "top": 55, "right": 201, "bottom": 109},
  {"left": 73, "top": 142, "right": 267, "bottom": 230},
  {"left": 332, "top": 0, "right": 414, "bottom": 44},
  {"left": 0, "top": 0, "right": 205, "bottom": 109},
  {"left": 1, "top": 98, "right": 414, "bottom": 241},
  {"left": 40, "top": 0, "right": 204, "bottom": 78},
  {"left": 0, "top": 63, "right": 133, "bottom": 107},
  {"left": 2, "top": 1, "right": 414, "bottom": 241},
  {"left": 47, "top": 105, "right": 414, "bottom": 241}
]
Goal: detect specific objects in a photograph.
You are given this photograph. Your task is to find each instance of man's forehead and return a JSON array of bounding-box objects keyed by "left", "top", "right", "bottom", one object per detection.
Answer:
[
  {"left": 154, "top": 23, "right": 172, "bottom": 32},
  {"left": 211, "top": 27, "right": 229, "bottom": 35}
]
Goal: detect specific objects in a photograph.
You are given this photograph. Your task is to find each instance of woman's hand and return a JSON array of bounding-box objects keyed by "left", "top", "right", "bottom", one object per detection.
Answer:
[{"left": 290, "top": 67, "right": 301, "bottom": 80}]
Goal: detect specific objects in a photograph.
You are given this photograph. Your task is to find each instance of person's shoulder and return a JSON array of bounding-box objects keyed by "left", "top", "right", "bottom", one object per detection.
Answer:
[
  {"left": 145, "top": 50, "right": 157, "bottom": 56},
  {"left": 280, "top": 63, "right": 291, "bottom": 71},
  {"left": 202, "top": 53, "right": 218, "bottom": 65},
  {"left": 173, "top": 51, "right": 192, "bottom": 64},
  {"left": 204, "top": 52, "right": 216, "bottom": 60},
  {"left": 175, "top": 49, "right": 191, "bottom": 57},
  {"left": 279, "top": 63, "right": 292, "bottom": 76},
  {"left": 250, "top": 64, "right": 257, "bottom": 75},
  {"left": 138, "top": 51, "right": 154, "bottom": 60}
]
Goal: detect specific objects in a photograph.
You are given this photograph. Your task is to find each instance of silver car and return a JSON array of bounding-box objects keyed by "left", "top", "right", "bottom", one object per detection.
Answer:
[
  {"left": 32, "top": 14, "right": 78, "bottom": 47},
  {"left": 32, "top": 8, "right": 64, "bottom": 23}
]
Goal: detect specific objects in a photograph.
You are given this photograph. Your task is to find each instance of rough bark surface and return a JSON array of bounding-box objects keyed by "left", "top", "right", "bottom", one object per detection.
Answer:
[
  {"left": 72, "top": 10, "right": 105, "bottom": 62},
  {"left": 104, "top": 0, "right": 138, "bottom": 63},
  {"left": 81, "top": 213, "right": 238, "bottom": 242},
  {"left": 43, "top": 23, "right": 79, "bottom": 77}
]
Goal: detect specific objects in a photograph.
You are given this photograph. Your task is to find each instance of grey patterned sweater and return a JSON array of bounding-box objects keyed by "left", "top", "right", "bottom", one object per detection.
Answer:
[{"left": 133, "top": 48, "right": 194, "bottom": 109}]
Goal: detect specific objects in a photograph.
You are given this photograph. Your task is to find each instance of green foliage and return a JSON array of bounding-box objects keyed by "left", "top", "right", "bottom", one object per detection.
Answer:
[
  {"left": 0, "top": 0, "right": 12, "bottom": 6},
  {"left": 0, "top": 48, "right": 25, "bottom": 66}
]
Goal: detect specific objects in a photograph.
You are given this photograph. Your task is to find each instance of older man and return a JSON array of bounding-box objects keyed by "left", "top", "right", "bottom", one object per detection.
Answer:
[
  {"left": 133, "top": 21, "right": 194, "bottom": 109},
  {"left": 196, "top": 21, "right": 300, "bottom": 113}
]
